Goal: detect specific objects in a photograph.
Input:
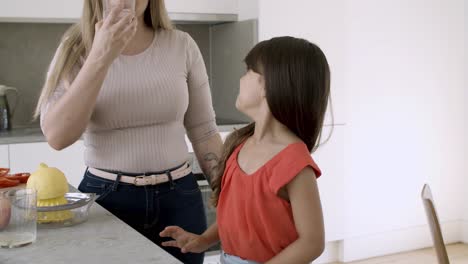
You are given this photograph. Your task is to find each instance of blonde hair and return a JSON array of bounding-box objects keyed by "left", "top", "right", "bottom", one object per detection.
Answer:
[{"left": 34, "top": 0, "right": 173, "bottom": 119}]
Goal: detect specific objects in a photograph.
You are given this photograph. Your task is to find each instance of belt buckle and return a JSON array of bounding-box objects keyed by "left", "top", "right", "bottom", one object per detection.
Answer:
[{"left": 134, "top": 176, "right": 146, "bottom": 186}]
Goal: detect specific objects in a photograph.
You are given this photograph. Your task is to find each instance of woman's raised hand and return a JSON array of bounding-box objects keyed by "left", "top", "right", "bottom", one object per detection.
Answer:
[{"left": 89, "top": 1, "right": 137, "bottom": 65}]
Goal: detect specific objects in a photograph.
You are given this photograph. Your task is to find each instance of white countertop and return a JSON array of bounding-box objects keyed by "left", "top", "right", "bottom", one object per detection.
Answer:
[{"left": 0, "top": 190, "right": 182, "bottom": 264}]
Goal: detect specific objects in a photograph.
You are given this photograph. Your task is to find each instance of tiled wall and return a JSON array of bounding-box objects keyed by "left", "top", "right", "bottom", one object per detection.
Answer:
[
  {"left": 0, "top": 23, "right": 212, "bottom": 129},
  {"left": 0, "top": 23, "right": 70, "bottom": 128}
]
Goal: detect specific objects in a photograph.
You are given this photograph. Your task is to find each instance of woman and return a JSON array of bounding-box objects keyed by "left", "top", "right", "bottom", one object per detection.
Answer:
[{"left": 35, "top": 1, "right": 223, "bottom": 263}]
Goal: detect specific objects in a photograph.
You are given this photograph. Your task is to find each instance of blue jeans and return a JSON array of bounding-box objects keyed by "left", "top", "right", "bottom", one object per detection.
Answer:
[{"left": 78, "top": 167, "right": 207, "bottom": 264}]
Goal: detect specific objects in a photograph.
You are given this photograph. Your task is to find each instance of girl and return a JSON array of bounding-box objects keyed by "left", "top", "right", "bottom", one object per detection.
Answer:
[{"left": 160, "top": 36, "right": 330, "bottom": 263}]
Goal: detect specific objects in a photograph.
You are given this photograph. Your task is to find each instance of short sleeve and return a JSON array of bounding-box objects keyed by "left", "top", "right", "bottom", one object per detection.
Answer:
[
  {"left": 268, "top": 144, "right": 322, "bottom": 194},
  {"left": 183, "top": 33, "right": 218, "bottom": 144},
  {"left": 39, "top": 80, "right": 67, "bottom": 128},
  {"left": 40, "top": 43, "right": 81, "bottom": 130}
]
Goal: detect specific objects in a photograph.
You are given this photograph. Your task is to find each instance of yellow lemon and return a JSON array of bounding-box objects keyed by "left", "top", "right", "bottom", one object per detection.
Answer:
[
  {"left": 27, "top": 163, "right": 72, "bottom": 223},
  {"left": 26, "top": 163, "right": 68, "bottom": 200}
]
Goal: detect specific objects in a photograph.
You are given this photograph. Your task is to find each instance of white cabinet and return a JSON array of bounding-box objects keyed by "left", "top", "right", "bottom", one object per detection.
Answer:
[
  {"left": 9, "top": 141, "right": 86, "bottom": 188},
  {"left": 0, "top": 0, "right": 83, "bottom": 22},
  {"left": 166, "top": 0, "right": 237, "bottom": 14},
  {"left": 0, "top": 145, "right": 8, "bottom": 169},
  {"left": 314, "top": 125, "right": 345, "bottom": 242},
  {"left": 0, "top": 0, "right": 238, "bottom": 23}
]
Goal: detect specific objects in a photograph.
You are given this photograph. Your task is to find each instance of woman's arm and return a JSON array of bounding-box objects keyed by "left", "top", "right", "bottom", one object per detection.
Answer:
[
  {"left": 266, "top": 167, "right": 325, "bottom": 264},
  {"left": 192, "top": 133, "right": 223, "bottom": 184},
  {"left": 42, "top": 55, "right": 110, "bottom": 150},
  {"left": 42, "top": 6, "right": 136, "bottom": 150},
  {"left": 183, "top": 32, "right": 223, "bottom": 183}
]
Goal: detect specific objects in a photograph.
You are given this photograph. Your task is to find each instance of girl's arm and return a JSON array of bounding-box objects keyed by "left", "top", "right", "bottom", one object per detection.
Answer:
[
  {"left": 160, "top": 221, "right": 220, "bottom": 253},
  {"left": 266, "top": 167, "right": 325, "bottom": 264}
]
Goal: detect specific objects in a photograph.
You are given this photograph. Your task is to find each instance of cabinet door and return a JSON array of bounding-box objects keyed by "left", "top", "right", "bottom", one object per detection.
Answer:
[
  {"left": 0, "top": 145, "right": 8, "bottom": 168},
  {"left": 0, "top": 0, "right": 237, "bottom": 23},
  {"left": 314, "top": 125, "right": 345, "bottom": 242},
  {"left": 166, "top": 0, "right": 237, "bottom": 14},
  {"left": 0, "top": 0, "right": 83, "bottom": 22},
  {"left": 9, "top": 141, "right": 86, "bottom": 188}
]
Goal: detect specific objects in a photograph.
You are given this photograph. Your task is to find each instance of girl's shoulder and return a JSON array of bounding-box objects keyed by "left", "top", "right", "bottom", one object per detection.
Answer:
[
  {"left": 269, "top": 141, "right": 321, "bottom": 177},
  {"left": 267, "top": 142, "right": 322, "bottom": 194},
  {"left": 274, "top": 141, "right": 310, "bottom": 161}
]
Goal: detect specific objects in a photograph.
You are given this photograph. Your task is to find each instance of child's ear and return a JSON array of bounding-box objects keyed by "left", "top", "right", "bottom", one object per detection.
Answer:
[
  {"left": 260, "top": 87, "right": 266, "bottom": 98},
  {"left": 259, "top": 76, "right": 266, "bottom": 98}
]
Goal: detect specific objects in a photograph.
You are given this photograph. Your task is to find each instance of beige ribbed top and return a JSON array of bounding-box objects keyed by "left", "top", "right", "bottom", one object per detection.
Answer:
[{"left": 41, "top": 29, "right": 218, "bottom": 173}]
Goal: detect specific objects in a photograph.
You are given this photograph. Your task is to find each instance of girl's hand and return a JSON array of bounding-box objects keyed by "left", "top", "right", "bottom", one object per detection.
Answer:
[
  {"left": 88, "top": 1, "right": 137, "bottom": 65},
  {"left": 159, "top": 226, "right": 211, "bottom": 253}
]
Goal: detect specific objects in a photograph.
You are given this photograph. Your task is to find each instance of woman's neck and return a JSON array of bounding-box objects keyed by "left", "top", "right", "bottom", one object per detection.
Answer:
[{"left": 122, "top": 16, "right": 154, "bottom": 55}]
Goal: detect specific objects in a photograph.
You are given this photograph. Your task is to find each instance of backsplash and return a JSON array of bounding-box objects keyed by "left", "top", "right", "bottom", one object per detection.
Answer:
[
  {"left": 0, "top": 20, "right": 255, "bottom": 129},
  {"left": 0, "top": 23, "right": 70, "bottom": 129}
]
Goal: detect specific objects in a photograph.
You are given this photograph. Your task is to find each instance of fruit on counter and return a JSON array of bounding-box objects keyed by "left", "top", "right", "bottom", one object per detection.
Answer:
[
  {"left": 0, "top": 194, "right": 11, "bottom": 230},
  {"left": 0, "top": 168, "right": 30, "bottom": 187},
  {"left": 0, "top": 177, "right": 20, "bottom": 188},
  {"left": 26, "top": 163, "right": 72, "bottom": 223},
  {"left": 5, "top": 173, "right": 31, "bottom": 183},
  {"left": 0, "top": 168, "right": 10, "bottom": 177},
  {"left": 27, "top": 163, "right": 68, "bottom": 200}
]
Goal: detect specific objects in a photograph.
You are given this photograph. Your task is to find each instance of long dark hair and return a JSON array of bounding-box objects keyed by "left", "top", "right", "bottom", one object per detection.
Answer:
[{"left": 211, "top": 36, "right": 331, "bottom": 206}]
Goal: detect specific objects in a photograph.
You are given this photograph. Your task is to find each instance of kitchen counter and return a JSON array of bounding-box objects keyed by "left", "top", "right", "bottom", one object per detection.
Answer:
[
  {"left": 0, "top": 127, "right": 45, "bottom": 145},
  {"left": 0, "top": 124, "right": 247, "bottom": 145},
  {"left": 0, "top": 192, "right": 182, "bottom": 264}
]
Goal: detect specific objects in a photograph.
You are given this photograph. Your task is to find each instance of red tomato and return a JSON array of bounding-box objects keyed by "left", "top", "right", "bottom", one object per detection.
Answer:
[
  {"left": 6, "top": 173, "right": 31, "bottom": 183},
  {"left": 0, "top": 168, "right": 9, "bottom": 177},
  {"left": 0, "top": 177, "right": 20, "bottom": 188}
]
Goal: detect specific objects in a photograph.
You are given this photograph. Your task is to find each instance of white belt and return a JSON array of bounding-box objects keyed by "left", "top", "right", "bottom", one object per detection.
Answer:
[{"left": 87, "top": 162, "right": 192, "bottom": 186}]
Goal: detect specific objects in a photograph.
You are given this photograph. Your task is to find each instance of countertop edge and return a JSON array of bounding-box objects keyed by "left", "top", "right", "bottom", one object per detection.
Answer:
[{"left": 0, "top": 124, "right": 248, "bottom": 145}]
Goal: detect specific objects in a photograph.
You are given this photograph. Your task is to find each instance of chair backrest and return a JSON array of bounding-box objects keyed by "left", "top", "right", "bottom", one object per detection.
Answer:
[{"left": 421, "top": 184, "right": 450, "bottom": 264}]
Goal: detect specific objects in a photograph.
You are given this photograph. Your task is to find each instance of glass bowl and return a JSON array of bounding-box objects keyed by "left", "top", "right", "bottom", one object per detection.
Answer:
[{"left": 37, "top": 193, "right": 96, "bottom": 228}]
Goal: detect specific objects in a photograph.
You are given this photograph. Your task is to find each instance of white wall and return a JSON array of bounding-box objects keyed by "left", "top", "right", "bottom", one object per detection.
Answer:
[
  {"left": 344, "top": 0, "right": 465, "bottom": 233},
  {"left": 463, "top": 0, "right": 468, "bottom": 244},
  {"left": 258, "top": 0, "right": 347, "bottom": 244},
  {"left": 258, "top": 0, "right": 466, "bottom": 262},
  {"left": 237, "top": 0, "right": 258, "bottom": 21},
  {"left": 342, "top": 0, "right": 465, "bottom": 261},
  {"left": 0, "top": 145, "right": 9, "bottom": 168},
  {"left": 258, "top": 0, "right": 347, "bottom": 126}
]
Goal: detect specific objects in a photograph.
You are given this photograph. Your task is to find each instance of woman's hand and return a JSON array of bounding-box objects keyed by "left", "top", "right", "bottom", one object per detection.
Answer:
[
  {"left": 88, "top": 1, "right": 137, "bottom": 65},
  {"left": 159, "top": 226, "right": 212, "bottom": 253}
]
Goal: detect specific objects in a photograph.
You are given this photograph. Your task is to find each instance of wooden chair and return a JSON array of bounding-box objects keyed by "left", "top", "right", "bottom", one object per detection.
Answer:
[{"left": 421, "top": 184, "right": 450, "bottom": 264}]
